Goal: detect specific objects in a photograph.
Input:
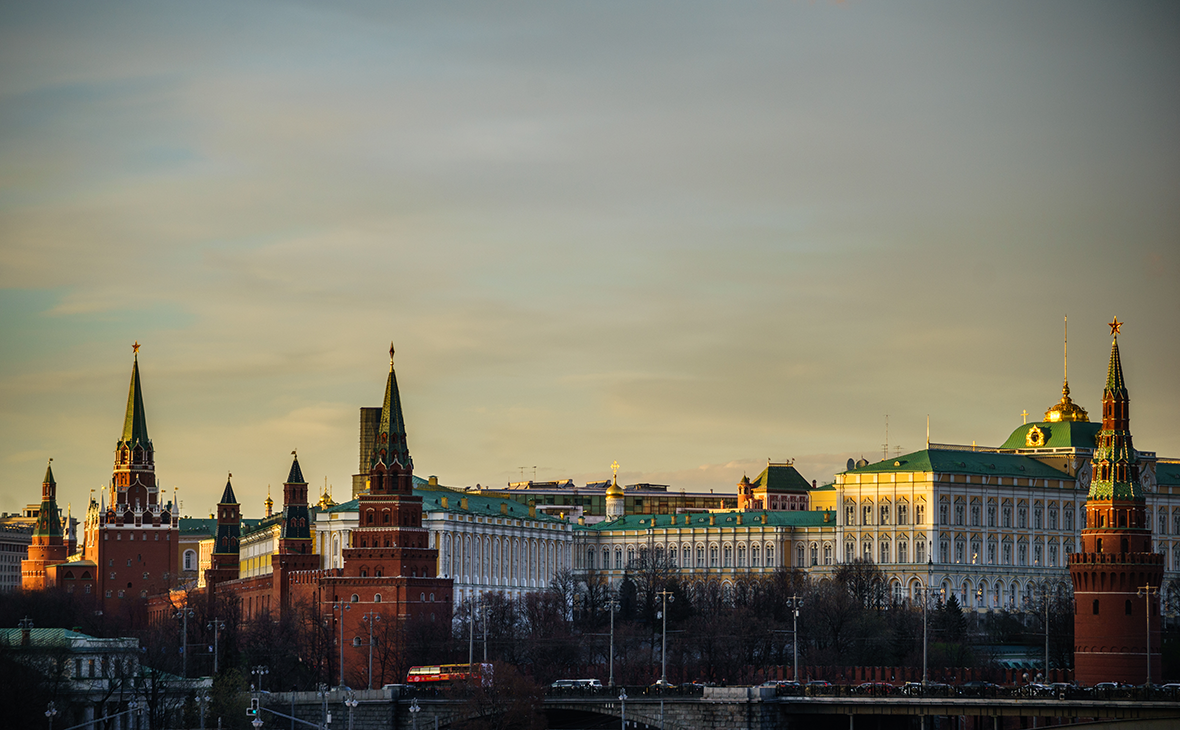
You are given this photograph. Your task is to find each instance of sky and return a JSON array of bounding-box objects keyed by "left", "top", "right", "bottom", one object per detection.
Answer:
[{"left": 1, "top": 2, "right": 1178, "bottom": 519}]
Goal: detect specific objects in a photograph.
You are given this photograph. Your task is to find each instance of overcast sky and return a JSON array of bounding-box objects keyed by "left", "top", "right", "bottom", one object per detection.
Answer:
[{"left": 2, "top": 2, "right": 1178, "bottom": 519}]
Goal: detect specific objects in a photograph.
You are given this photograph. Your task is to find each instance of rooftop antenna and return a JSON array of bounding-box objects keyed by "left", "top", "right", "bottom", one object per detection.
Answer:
[
  {"left": 882, "top": 414, "right": 889, "bottom": 461},
  {"left": 533, "top": 466, "right": 537, "bottom": 481},
  {"left": 1064, "top": 315, "right": 1068, "bottom": 385},
  {"left": 519, "top": 466, "right": 526, "bottom": 480}
]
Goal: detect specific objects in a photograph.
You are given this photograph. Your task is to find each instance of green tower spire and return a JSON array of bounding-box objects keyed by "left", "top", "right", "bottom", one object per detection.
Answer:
[
  {"left": 371, "top": 343, "right": 412, "bottom": 470},
  {"left": 119, "top": 343, "right": 151, "bottom": 450}
]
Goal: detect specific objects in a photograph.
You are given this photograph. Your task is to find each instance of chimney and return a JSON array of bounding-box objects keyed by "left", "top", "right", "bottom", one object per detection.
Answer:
[
  {"left": 812, "top": 480, "right": 817, "bottom": 488},
  {"left": 460, "top": 497, "right": 468, "bottom": 511},
  {"left": 441, "top": 497, "right": 448, "bottom": 509},
  {"left": 761, "top": 513, "right": 768, "bottom": 525},
  {"left": 736, "top": 513, "right": 742, "bottom": 525},
  {"left": 529, "top": 503, "right": 536, "bottom": 518},
  {"left": 709, "top": 514, "right": 715, "bottom": 526},
  {"left": 824, "top": 511, "right": 831, "bottom": 523},
  {"left": 500, "top": 503, "right": 508, "bottom": 515},
  {"left": 429, "top": 476, "right": 439, "bottom": 486},
  {"left": 578, "top": 515, "right": 585, "bottom": 525}
]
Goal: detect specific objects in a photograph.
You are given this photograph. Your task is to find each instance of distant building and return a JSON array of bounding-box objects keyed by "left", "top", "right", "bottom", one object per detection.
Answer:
[
  {"left": 737, "top": 462, "right": 813, "bottom": 512},
  {"left": 0, "top": 522, "right": 32, "bottom": 592},
  {"left": 470, "top": 479, "right": 738, "bottom": 524}
]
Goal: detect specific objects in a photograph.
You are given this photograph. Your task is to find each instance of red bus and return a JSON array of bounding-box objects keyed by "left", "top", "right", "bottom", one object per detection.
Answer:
[{"left": 406, "top": 663, "right": 493, "bottom": 686}]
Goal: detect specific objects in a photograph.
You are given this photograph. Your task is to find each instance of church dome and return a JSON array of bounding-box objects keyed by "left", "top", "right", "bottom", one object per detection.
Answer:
[
  {"left": 605, "top": 478, "right": 624, "bottom": 498},
  {"left": 1044, "top": 382, "right": 1089, "bottom": 423}
]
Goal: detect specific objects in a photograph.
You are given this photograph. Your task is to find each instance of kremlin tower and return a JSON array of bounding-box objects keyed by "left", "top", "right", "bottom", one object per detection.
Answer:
[
  {"left": 20, "top": 461, "right": 68, "bottom": 591},
  {"left": 204, "top": 475, "right": 241, "bottom": 597},
  {"left": 1069, "top": 319, "right": 1164, "bottom": 684}
]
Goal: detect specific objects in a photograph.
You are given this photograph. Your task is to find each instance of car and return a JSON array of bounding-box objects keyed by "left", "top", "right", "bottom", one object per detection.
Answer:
[
  {"left": 853, "top": 682, "right": 894, "bottom": 695},
  {"left": 956, "top": 681, "right": 995, "bottom": 696},
  {"left": 805, "top": 680, "right": 832, "bottom": 695}
]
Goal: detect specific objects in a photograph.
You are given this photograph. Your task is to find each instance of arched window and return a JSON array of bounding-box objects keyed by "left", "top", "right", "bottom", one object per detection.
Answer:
[
  {"left": 183, "top": 550, "right": 196, "bottom": 571},
  {"left": 374, "top": 594, "right": 382, "bottom": 603},
  {"left": 351, "top": 594, "right": 359, "bottom": 603},
  {"left": 765, "top": 545, "right": 774, "bottom": 567},
  {"left": 1125, "top": 599, "right": 1133, "bottom": 616}
]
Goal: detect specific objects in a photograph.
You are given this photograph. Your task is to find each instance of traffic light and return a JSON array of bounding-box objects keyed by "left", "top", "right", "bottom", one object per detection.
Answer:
[{"left": 246, "top": 697, "right": 259, "bottom": 717}]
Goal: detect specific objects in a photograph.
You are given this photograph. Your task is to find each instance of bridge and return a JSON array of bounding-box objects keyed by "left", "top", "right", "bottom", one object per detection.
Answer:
[{"left": 258, "top": 685, "right": 1180, "bottom": 730}]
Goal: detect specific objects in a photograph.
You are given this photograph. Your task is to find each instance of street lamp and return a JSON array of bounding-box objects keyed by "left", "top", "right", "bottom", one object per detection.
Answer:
[
  {"left": 787, "top": 594, "right": 803, "bottom": 682},
  {"left": 198, "top": 692, "right": 212, "bottom": 730},
  {"left": 1138, "top": 584, "right": 1159, "bottom": 686},
  {"left": 618, "top": 689, "right": 627, "bottom": 730},
  {"left": 252, "top": 665, "right": 270, "bottom": 693},
  {"left": 207, "top": 618, "right": 225, "bottom": 675},
  {"left": 333, "top": 602, "right": 351, "bottom": 687},
  {"left": 607, "top": 594, "right": 619, "bottom": 687},
  {"left": 174, "top": 607, "right": 195, "bottom": 677},
  {"left": 45, "top": 701, "right": 57, "bottom": 730},
  {"left": 362, "top": 611, "right": 382, "bottom": 690},
  {"left": 657, "top": 589, "right": 675, "bottom": 686},
  {"left": 408, "top": 698, "right": 420, "bottom": 730},
  {"left": 344, "top": 692, "right": 358, "bottom": 730}
]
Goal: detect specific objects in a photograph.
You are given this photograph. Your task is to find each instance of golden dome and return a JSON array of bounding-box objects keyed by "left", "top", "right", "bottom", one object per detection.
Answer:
[
  {"left": 1044, "top": 381, "right": 1089, "bottom": 423},
  {"left": 605, "top": 477, "right": 625, "bottom": 498}
]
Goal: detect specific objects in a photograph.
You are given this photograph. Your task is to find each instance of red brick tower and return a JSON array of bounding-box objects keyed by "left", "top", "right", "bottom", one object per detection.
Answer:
[
  {"left": 21, "top": 461, "right": 68, "bottom": 591},
  {"left": 204, "top": 475, "right": 241, "bottom": 597},
  {"left": 83, "top": 344, "right": 179, "bottom": 612},
  {"left": 272, "top": 453, "right": 320, "bottom": 608},
  {"left": 1070, "top": 319, "right": 1163, "bottom": 684},
  {"left": 342, "top": 345, "right": 437, "bottom": 583}
]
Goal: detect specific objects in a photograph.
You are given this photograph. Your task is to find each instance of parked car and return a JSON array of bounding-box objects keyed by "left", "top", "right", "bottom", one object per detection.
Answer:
[{"left": 853, "top": 682, "right": 895, "bottom": 696}]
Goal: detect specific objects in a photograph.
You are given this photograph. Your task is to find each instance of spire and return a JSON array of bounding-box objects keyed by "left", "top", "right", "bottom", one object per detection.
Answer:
[
  {"left": 287, "top": 451, "right": 306, "bottom": 484},
  {"left": 219, "top": 473, "right": 237, "bottom": 505},
  {"left": 1043, "top": 316, "right": 1089, "bottom": 423},
  {"left": 33, "top": 460, "right": 62, "bottom": 538},
  {"left": 43, "top": 459, "right": 55, "bottom": 487},
  {"left": 119, "top": 344, "right": 151, "bottom": 449},
  {"left": 371, "top": 344, "right": 411, "bottom": 470},
  {"left": 1105, "top": 324, "right": 1127, "bottom": 398},
  {"left": 264, "top": 485, "right": 273, "bottom": 517}
]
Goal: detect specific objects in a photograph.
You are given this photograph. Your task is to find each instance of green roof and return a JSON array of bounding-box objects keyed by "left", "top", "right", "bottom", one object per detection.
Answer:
[
  {"left": 750, "top": 464, "right": 811, "bottom": 493},
  {"left": 118, "top": 355, "right": 151, "bottom": 450},
  {"left": 999, "top": 421, "right": 1101, "bottom": 451},
  {"left": 180, "top": 517, "right": 262, "bottom": 535},
  {"left": 844, "top": 449, "right": 1071, "bottom": 480},
  {"left": 576, "top": 509, "right": 834, "bottom": 533},
  {"left": 324, "top": 482, "right": 564, "bottom": 523},
  {"left": 1157, "top": 462, "right": 1180, "bottom": 487}
]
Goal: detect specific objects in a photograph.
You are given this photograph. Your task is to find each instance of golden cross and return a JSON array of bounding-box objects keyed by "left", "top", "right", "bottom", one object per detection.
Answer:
[
  {"left": 132, "top": 341, "right": 140, "bottom": 355},
  {"left": 1108, "top": 317, "right": 1122, "bottom": 337},
  {"left": 611, "top": 461, "right": 619, "bottom": 478},
  {"left": 1021, "top": 409, "right": 1028, "bottom": 424}
]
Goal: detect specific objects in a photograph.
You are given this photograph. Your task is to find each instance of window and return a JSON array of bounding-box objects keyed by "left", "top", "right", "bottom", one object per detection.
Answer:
[
  {"left": 795, "top": 544, "right": 804, "bottom": 566},
  {"left": 863, "top": 505, "right": 873, "bottom": 526},
  {"left": 374, "top": 594, "right": 382, "bottom": 603},
  {"left": 766, "top": 546, "right": 774, "bottom": 567},
  {"left": 823, "top": 544, "right": 833, "bottom": 565},
  {"left": 708, "top": 546, "right": 717, "bottom": 567},
  {"left": 1003, "top": 542, "right": 1012, "bottom": 565},
  {"left": 1018, "top": 544, "right": 1028, "bottom": 566},
  {"left": 1048, "top": 544, "right": 1058, "bottom": 567},
  {"left": 810, "top": 544, "right": 818, "bottom": 566},
  {"left": 1034, "top": 502, "right": 1043, "bottom": 529},
  {"left": 970, "top": 502, "right": 981, "bottom": 527},
  {"left": 939, "top": 502, "right": 949, "bottom": 525},
  {"left": 915, "top": 541, "right": 926, "bottom": 563},
  {"left": 1125, "top": 599, "right": 1133, "bottom": 616},
  {"left": 1093, "top": 599, "right": 1099, "bottom": 615},
  {"left": 987, "top": 500, "right": 997, "bottom": 528},
  {"left": 987, "top": 540, "right": 996, "bottom": 565},
  {"left": 915, "top": 504, "right": 925, "bottom": 525},
  {"left": 880, "top": 541, "right": 890, "bottom": 563},
  {"left": 1018, "top": 503, "right": 1028, "bottom": 529},
  {"left": 351, "top": 594, "right": 359, "bottom": 602},
  {"left": 1033, "top": 544, "right": 1043, "bottom": 565},
  {"left": 183, "top": 550, "right": 196, "bottom": 571},
  {"left": 845, "top": 542, "right": 854, "bottom": 561},
  {"left": 939, "top": 541, "right": 949, "bottom": 563},
  {"left": 696, "top": 546, "right": 705, "bottom": 568},
  {"left": 846, "top": 505, "right": 855, "bottom": 526},
  {"left": 898, "top": 504, "right": 908, "bottom": 525},
  {"left": 1064, "top": 508, "right": 1074, "bottom": 531},
  {"left": 723, "top": 545, "right": 732, "bottom": 567},
  {"left": 970, "top": 540, "right": 980, "bottom": 564},
  {"left": 737, "top": 545, "right": 746, "bottom": 567},
  {"left": 879, "top": 504, "right": 890, "bottom": 525},
  {"left": 898, "top": 541, "right": 908, "bottom": 563},
  {"left": 1002, "top": 502, "right": 1012, "bottom": 528},
  {"left": 615, "top": 549, "right": 622, "bottom": 570},
  {"left": 751, "top": 545, "right": 760, "bottom": 567},
  {"left": 954, "top": 541, "right": 964, "bottom": 563},
  {"left": 954, "top": 502, "right": 965, "bottom": 526},
  {"left": 864, "top": 542, "right": 873, "bottom": 560},
  {"left": 1049, "top": 506, "right": 1058, "bottom": 530}
]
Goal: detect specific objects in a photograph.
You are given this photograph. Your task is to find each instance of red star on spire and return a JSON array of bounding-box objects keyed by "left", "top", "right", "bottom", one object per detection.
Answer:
[{"left": 1108, "top": 317, "right": 1122, "bottom": 337}]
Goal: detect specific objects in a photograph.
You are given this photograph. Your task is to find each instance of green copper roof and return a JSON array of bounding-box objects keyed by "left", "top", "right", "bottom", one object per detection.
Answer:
[
  {"left": 751, "top": 464, "right": 811, "bottom": 492},
  {"left": 119, "top": 356, "right": 150, "bottom": 449},
  {"left": 844, "top": 449, "right": 1071, "bottom": 480},
  {"left": 576, "top": 509, "right": 834, "bottom": 533},
  {"left": 1157, "top": 462, "right": 1180, "bottom": 488},
  {"left": 287, "top": 457, "right": 305, "bottom": 485},
  {"left": 43, "top": 461, "right": 55, "bottom": 486},
  {"left": 1105, "top": 337, "right": 1127, "bottom": 397},
  {"left": 324, "top": 481, "right": 564, "bottom": 523},
  {"left": 999, "top": 421, "right": 1101, "bottom": 451}
]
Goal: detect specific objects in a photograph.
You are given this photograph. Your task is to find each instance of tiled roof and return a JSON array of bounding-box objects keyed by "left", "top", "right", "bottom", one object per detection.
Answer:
[
  {"left": 999, "top": 421, "right": 1100, "bottom": 450},
  {"left": 1157, "top": 462, "right": 1180, "bottom": 487},
  {"left": 751, "top": 464, "right": 811, "bottom": 493}
]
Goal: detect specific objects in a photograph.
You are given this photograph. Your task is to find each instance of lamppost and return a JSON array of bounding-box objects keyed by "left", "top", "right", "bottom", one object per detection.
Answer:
[
  {"left": 198, "top": 692, "right": 211, "bottom": 730},
  {"left": 333, "top": 601, "right": 351, "bottom": 687},
  {"left": 45, "top": 701, "right": 57, "bottom": 730},
  {"left": 787, "top": 594, "right": 803, "bottom": 682},
  {"left": 467, "top": 596, "right": 475, "bottom": 673},
  {"left": 252, "top": 665, "right": 270, "bottom": 693},
  {"left": 1138, "top": 584, "right": 1159, "bottom": 686},
  {"left": 344, "top": 692, "right": 358, "bottom": 730},
  {"left": 317, "top": 683, "right": 329, "bottom": 730},
  {"left": 207, "top": 618, "right": 225, "bottom": 675},
  {"left": 921, "top": 569, "right": 944, "bottom": 689},
  {"left": 618, "top": 689, "right": 626, "bottom": 730},
  {"left": 409, "top": 698, "right": 420, "bottom": 730},
  {"left": 607, "top": 594, "right": 619, "bottom": 687},
  {"left": 362, "top": 611, "right": 381, "bottom": 690},
  {"left": 1023, "top": 579, "right": 1052, "bottom": 681},
  {"left": 657, "top": 589, "right": 675, "bottom": 686},
  {"left": 174, "top": 607, "right": 195, "bottom": 677}
]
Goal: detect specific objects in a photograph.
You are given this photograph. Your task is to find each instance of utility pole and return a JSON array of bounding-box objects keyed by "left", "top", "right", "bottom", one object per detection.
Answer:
[
  {"left": 175, "top": 608, "right": 194, "bottom": 678},
  {"left": 363, "top": 611, "right": 381, "bottom": 690},
  {"left": 334, "top": 601, "right": 351, "bottom": 687}
]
